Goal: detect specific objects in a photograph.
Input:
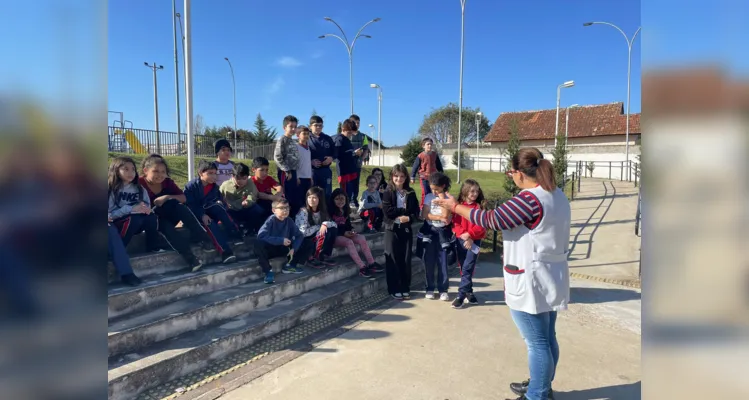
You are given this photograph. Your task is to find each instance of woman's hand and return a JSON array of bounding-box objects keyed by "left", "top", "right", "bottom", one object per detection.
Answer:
[{"left": 433, "top": 194, "right": 457, "bottom": 211}]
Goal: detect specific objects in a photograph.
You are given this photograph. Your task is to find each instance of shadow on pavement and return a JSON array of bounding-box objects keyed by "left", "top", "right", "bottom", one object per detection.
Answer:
[
  {"left": 555, "top": 381, "right": 641, "bottom": 400},
  {"left": 338, "top": 329, "right": 390, "bottom": 340}
]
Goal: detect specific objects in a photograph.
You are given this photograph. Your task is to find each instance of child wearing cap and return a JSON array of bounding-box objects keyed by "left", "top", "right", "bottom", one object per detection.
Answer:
[{"left": 214, "top": 138, "right": 235, "bottom": 187}]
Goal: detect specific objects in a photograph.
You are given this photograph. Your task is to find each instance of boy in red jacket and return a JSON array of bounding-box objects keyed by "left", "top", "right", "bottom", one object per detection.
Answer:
[
  {"left": 451, "top": 179, "right": 487, "bottom": 308},
  {"left": 410, "top": 137, "right": 443, "bottom": 208}
]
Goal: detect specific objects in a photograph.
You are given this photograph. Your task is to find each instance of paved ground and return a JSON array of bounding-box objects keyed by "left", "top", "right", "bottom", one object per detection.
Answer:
[
  {"left": 219, "top": 178, "right": 643, "bottom": 400},
  {"left": 567, "top": 179, "right": 641, "bottom": 282}
]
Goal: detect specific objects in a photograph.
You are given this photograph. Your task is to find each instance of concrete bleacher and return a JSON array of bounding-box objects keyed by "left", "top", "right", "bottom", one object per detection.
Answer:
[{"left": 107, "top": 219, "right": 424, "bottom": 400}]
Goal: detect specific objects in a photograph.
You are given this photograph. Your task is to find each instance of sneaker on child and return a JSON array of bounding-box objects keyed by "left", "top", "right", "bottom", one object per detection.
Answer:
[
  {"left": 189, "top": 257, "right": 203, "bottom": 272},
  {"left": 282, "top": 264, "right": 296, "bottom": 274},
  {"left": 121, "top": 273, "right": 142, "bottom": 287},
  {"left": 467, "top": 293, "right": 479, "bottom": 305},
  {"left": 439, "top": 292, "right": 450, "bottom": 301},
  {"left": 358, "top": 268, "right": 371, "bottom": 278},
  {"left": 264, "top": 271, "right": 275, "bottom": 284},
  {"left": 451, "top": 296, "right": 465, "bottom": 309},
  {"left": 222, "top": 250, "right": 237, "bottom": 264},
  {"left": 368, "top": 262, "right": 384, "bottom": 272},
  {"left": 425, "top": 292, "right": 435, "bottom": 300}
]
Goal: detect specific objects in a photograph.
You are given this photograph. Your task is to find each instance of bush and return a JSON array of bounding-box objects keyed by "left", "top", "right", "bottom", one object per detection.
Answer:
[
  {"left": 586, "top": 161, "right": 595, "bottom": 176},
  {"left": 452, "top": 150, "right": 469, "bottom": 168}
]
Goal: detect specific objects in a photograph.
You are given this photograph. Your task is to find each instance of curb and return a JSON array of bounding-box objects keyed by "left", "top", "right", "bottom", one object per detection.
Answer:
[{"left": 569, "top": 272, "right": 641, "bottom": 289}]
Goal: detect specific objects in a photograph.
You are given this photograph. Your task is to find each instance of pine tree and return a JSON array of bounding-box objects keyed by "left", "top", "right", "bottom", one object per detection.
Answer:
[
  {"left": 336, "top": 121, "right": 342, "bottom": 134},
  {"left": 551, "top": 130, "right": 568, "bottom": 189},
  {"left": 503, "top": 118, "right": 521, "bottom": 195},
  {"left": 252, "top": 113, "right": 278, "bottom": 144}
]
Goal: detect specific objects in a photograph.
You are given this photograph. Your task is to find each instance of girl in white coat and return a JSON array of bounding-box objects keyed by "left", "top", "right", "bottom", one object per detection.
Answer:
[{"left": 436, "top": 148, "right": 570, "bottom": 400}]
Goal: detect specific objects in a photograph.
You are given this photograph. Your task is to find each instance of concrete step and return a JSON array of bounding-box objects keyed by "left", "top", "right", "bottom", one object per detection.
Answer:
[
  {"left": 108, "top": 233, "right": 387, "bottom": 318},
  {"left": 108, "top": 256, "right": 426, "bottom": 400},
  {"left": 108, "top": 229, "right": 389, "bottom": 283},
  {"left": 108, "top": 251, "right": 386, "bottom": 357}
]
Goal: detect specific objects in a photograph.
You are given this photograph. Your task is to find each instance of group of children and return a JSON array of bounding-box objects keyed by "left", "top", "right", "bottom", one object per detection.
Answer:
[{"left": 107, "top": 117, "right": 488, "bottom": 309}]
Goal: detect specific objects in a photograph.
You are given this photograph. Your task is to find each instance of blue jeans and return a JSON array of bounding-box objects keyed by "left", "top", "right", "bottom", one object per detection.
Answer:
[
  {"left": 455, "top": 238, "right": 481, "bottom": 296},
  {"left": 312, "top": 167, "right": 332, "bottom": 198},
  {"left": 423, "top": 230, "right": 448, "bottom": 293},
  {"left": 509, "top": 309, "right": 559, "bottom": 400},
  {"left": 228, "top": 203, "right": 266, "bottom": 232},
  {"left": 108, "top": 223, "right": 135, "bottom": 277}
]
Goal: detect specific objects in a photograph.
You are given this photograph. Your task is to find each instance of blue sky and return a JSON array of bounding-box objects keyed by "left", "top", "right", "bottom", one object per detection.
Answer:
[{"left": 105, "top": 0, "right": 642, "bottom": 146}]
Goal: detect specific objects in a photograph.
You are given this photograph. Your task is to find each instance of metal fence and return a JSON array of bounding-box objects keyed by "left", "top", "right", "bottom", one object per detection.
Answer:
[{"left": 107, "top": 126, "right": 276, "bottom": 160}]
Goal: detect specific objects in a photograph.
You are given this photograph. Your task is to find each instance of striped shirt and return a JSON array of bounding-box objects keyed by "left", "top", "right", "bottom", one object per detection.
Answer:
[{"left": 469, "top": 190, "right": 543, "bottom": 231}]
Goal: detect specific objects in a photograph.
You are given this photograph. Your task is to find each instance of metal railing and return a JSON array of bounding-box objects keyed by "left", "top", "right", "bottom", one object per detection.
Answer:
[
  {"left": 107, "top": 126, "right": 276, "bottom": 160},
  {"left": 571, "top": 159, "right": 640, "bottom": 186}
]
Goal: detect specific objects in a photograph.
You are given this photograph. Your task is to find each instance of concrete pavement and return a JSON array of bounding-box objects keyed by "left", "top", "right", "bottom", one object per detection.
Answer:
[
  {"left": 219, "top": 178, "right": 642, "bottom": 400},
  {"left": 221, "top": 266, "right": 641, "bottom": 400}
]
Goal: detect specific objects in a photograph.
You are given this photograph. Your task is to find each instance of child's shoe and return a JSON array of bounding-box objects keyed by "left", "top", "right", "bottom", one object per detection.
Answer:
[
  {"left": 358, "top": 267, "right": 371, "bottom": 278},
  {"left": 222, "top": 250, "right": 237, "bottom": 264},
  {"left": 188, "top": 256, "right": 203, "bottom": 272},
  {"left": 451, "top": 296, "right": 465, "bottom": 309},
  {"left": 367, "top": 262, "right": 384, "bottom": 273},
  {"left": 439, "top": 292, "right": 450, "bottom": 301},
  {"left": 319, "top": 256, "right": 335, "bottom": 266},
  {"left": 282, "top": 264, "right": 296, "bottom": 274},
  {"left": 425, "top": 292, "right": 435, "bottom": 300},
  {"left": 264, "top": 271, "right": 275, "bottom": 284},
  {"left": 121, "top": 273, "right": 142, "bottom": 287},
  {"left": 467, "top": 293, "right": 479, "bottom": 305}
]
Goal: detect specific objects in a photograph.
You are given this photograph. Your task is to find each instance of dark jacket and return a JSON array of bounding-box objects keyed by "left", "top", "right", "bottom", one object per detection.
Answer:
[
  {"left": 257, "top": 215, "right": 304, "bottom": 251},
  {"left": 382, "top": 187, "right": 420, "bottom": 231},
  {"left": 332, "top": 133, "right": 358, "bottom": 178},
  {"left": 331, "top": 211, "right": 354, "bottom": 236},
  {"left": 183, "top": 178, "right": 222, "bottom": 220},
  {"left": 309, "top": 132, "right": 334, "bottom": 169}
]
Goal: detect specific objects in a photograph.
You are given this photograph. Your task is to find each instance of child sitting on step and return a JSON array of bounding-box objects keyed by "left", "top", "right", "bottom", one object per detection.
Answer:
[
  {"left": 330, "top": 189, "right": 383, "bottom": 278},
  {"left": 295, "top": 186, "right": 337, "bottom": 268},
  {"left": 255, "top": 198, "right": 312, "bottom": 283}
]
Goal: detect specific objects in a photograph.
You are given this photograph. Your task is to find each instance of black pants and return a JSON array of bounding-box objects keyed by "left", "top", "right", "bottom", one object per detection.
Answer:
[
  {"left": 112, "top": 213, "right": 160, "bottom": 251},
  {"left": 253, "top": 239, "right": 314, "bottom": 273},
  {"left": 154, "top": 199, "right": 209, "bottom": 243},
  {"left": 384, "top": 226, "right": 413, "bottom": 295},
  {"left": 227, "top": 203, "right": 266, "bottom": 232},
  {"left": 150, "top": 200, "right": 198, "bottom": 263},
  {"left": 305, "top": 226, "right": 338, "bottom": 260}
]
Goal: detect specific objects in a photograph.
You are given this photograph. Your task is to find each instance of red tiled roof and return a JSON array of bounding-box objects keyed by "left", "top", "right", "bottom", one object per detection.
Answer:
[{"left": 484, "top": 102, "right": 640, "bottom": 143}]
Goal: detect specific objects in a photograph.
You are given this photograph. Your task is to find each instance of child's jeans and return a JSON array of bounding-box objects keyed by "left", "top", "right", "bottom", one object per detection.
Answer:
[
  {"left": 423, "top": 228, "right": 449, "bottom": 293},
  {"left": 419, "top": 178, "right": 431, "bottom": 209},
  {"left": 108, "top": 223, "right": 135, "bottom": 277},
  {"left": 359, "top": 208, "right": 383, "bottom": 231},
  {"left": 334, "top": 234, "right": 375, "bottom": 268},
  {"left": 278, "top": 170, "right": 299, "bottom": 216},
  {"left": 455, "top": 238, "right": 481, "bottom": 296}
]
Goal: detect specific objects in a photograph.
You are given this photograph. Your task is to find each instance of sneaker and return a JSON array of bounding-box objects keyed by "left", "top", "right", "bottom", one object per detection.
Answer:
[
  {"left": 451, "top": 296, "right": 465, "bottom": 309},
  {"left": 368, "top": 262, "right": 384, "bottom": 272},
  {"left": 264, "top": 271, "right": 275, "bottom": 284},
  {"left": 391, "top": 293, "right": 402, "bottom": 300},
  {"left": 148, "top": 248, "right": 166, "bottom": 254},
  {"left": 425, "top": 292, "right": 435, "bottom": 300},
  {"left": 467, "top": 293, "right": 479, "bottom": 305},
  {"left": 510, "top": 379, "right": 554, "bottom": 399},
  {"left": 121, "top": 273, "right": 142, "bottom": 287},
  {"left": 358, "top": 268, "right": 371, "bottom": 278},
  {"left": 402, "top": 292, "right": 411, "bottom": 299},
  {"left": 292, "top": 265, "right": 305, "bottom": 274},
  {"left": 308, "top": 258, "right": 324, "bottom": 269},
  {"left": 222, "top": 250, "right": 237, "bottom": 264},
  {"left": 189, "top": 257, "right": 203, "bottom": 272},
  {"left": 439, "top": 292, "right": 450, "bottom": 301},
  {"left": 282, "top": 264, "right": 296, "bottom": 274}
]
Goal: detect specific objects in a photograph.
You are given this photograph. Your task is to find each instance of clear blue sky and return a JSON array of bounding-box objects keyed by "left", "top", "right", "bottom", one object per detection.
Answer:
[{"left": 105, "top": 0, "right": 641, "bottom": 146}]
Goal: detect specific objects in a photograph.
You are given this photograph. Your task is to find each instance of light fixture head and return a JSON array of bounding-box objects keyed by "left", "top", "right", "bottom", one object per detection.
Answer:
[
  {"left": 562, "top": 80, "right": 575, "bottom": 88},
  {"left": 370, "top": 83, "right": 379, "bottom": 88},
  {"left": 583, "top": 22, "right": 594, "bottom": 26},
  {"left": 324, "top": 16, "right": 332, "bottom": 21},
  {"left": 373, "top": 17, "right": 382, "bottom": 22},
  {"left": 476, "top": 111, "right": 483, "bottom": 116},
  {"left": 318, "top": 35, "right": 326, "bottom": 39},
  {"left": 368, "top": 124, "right": 374, "bottom": 127},
  {"left": 224, "top": 57, "right": 229, "bottom": 61},
  {"left": 158, "top": 65, "right": 164, "bottom": 69},
  {"left": 569, "top": 104, "right": 579, "bottom": 108},
  {"left": 143, "top": 62, "right": 148, "bottom": 66},
  {"left": 361, "top": 35, "right": 372, "bottom": 38}
]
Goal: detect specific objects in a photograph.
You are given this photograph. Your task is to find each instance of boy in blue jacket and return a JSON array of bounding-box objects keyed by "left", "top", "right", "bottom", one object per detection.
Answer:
[
  {"left": 184, "top": 160, "right": 239, "bottom": 264},
  {"left": 254, "top": 198, "right": 314, "bottom": 283}
]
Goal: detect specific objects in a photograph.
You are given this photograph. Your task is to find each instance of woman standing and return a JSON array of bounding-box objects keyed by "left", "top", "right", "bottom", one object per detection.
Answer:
[
  {"left": 436, "top": 148, "right": 570, "bottom": 400},
  {"left": 382, "top": 164, "right": 420, "bottom": 300}
]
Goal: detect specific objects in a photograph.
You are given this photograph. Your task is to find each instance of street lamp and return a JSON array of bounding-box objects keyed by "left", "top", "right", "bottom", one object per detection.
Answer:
[
  {"left": 475, "top": 111, "right": 482, "bottom": 160},
  {"left": 565, "top": 104, "right": 579, "bottom": 145},
  {"left": 370, "top": 83, "right": 383, "bottom": 165},
  {"left": 224, "top": 57, "right": 237, "bottom": 147},
  {"left": 144, "top": 62, "right": 164, "bottom": 154},
  {"left": 555, "top": 80, "right": 575, "bottom": 147},
  {"left": 183, "top": 0, "right": 196, "bottom": 181},
  {"left": 584, "top": 21, "right": 641, "bottom": 179},
  {"left": 456, "top": 0, "right": 467, "bottom": 183},
  {"left": 172, "top": 0, "right": 182, "bottom": 152},
  {"left": 319, "top": 17, "right": 381, "bottom": 115}
]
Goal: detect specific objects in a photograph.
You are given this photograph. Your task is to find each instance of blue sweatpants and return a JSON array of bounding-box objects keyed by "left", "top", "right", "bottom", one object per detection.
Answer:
[{"left": 312, "top": 167, "right": 333, "bottom": 198}]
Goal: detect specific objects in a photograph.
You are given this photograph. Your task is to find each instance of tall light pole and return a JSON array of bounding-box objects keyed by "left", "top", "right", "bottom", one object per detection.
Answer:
[
  {"left": 565, "top": 104, "right": 579, "bottom": 145},
  {"left": 367, "top": 123, "right": 376, "bottom": 164},
  {"left": 475, "top": 111, "right": 482, "bottom": 159},
  {"left": 370, "top": 83, "right": 383, "bottom": 165},
  {"left": 584, "top": 21, "right": 641, "bottom": 179},
  {"left": 319, "top": 17, "right": 381, "bottom": 115},
  {"left": 183, "top": 0, "right": 195, "bottom": 181},
  {"left": 172, "top": 0, "right": 182, "bottom": 154},
  {"left": 456, "top": 0, "right": 467, "bottom": 183},
  {"left": 144, "top": 62, "right": 164, "bottom": 154},
  {"left": 555, "top": 80, "right": 575, "bottom": 147},
  {"left": 224, "top": 57, "right": 237, "bottom": 147}
]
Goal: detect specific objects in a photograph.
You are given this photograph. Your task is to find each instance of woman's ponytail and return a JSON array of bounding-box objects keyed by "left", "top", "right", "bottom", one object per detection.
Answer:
[
  {"left": 514, "top": 147, "right": 557, "bottom": 192},
  {"left": 535, "top": 158, "right": 556, "bottom": 191}
]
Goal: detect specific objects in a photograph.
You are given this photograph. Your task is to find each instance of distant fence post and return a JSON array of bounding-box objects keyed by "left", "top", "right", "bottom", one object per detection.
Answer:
[
  {"left": 609, "top": 161, "right": 612, "bottom": 179},
  {"left": 571, "top": 172, "right": 576, "bottom": 199},
  {"left": 620, "top": 161, "right": 624, "bottom": 181}
]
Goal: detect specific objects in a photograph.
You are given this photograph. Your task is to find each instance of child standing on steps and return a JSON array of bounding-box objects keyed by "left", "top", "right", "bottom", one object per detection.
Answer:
[
  {"left": 410, "top": 137, "right": 443, "bottom": 209},
  {"left": 330, "top": 189, "right": 384, "bottom": 278},
  {"left": 295, "top": 187, "right": 338, "bottom": 268},
  {"left": 213, "top": 138, "right": 235, "bottom": 187},
  {"left": 421, "top": 172, "right": 456, "bottom": 302},
  {"left": 450, "top": 179, "right": 487, "bottom": 309},
  {"left": 274, "top": 115, "right": 300, "bottom": 215},
  {"left": 108, "top": 156, "right": 161, "bottom": 253},
  {"left": 382, "top": 164, "right": 420, "bottom": 300}
]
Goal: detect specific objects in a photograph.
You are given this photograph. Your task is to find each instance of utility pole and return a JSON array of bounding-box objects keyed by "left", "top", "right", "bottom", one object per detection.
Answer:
[{"left": 144, "top": 62, "right": 164, "bottom": 154}]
